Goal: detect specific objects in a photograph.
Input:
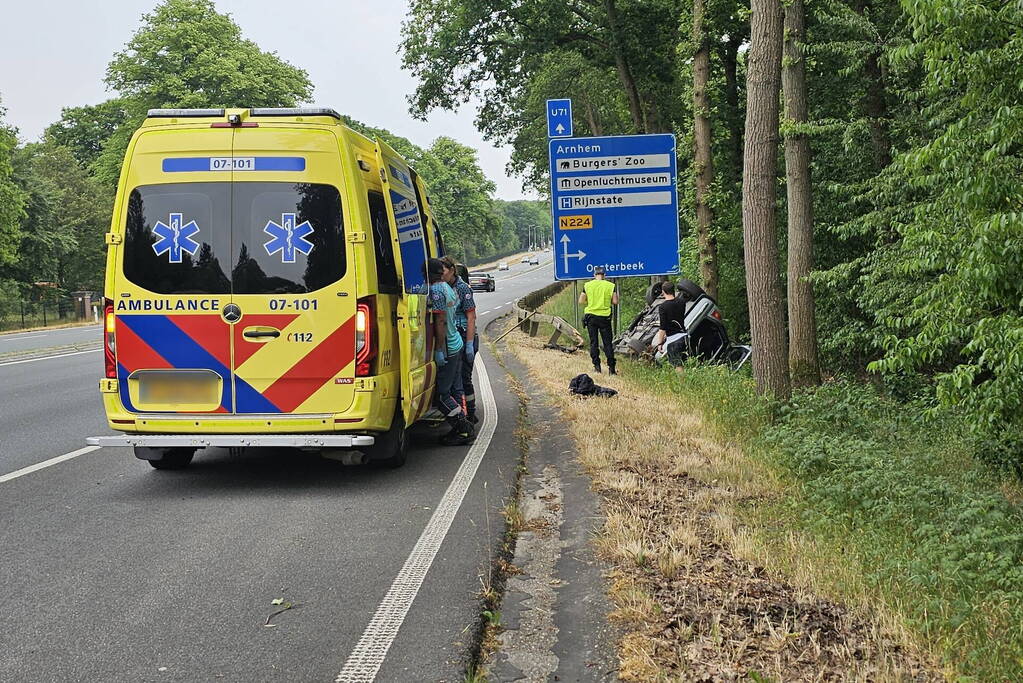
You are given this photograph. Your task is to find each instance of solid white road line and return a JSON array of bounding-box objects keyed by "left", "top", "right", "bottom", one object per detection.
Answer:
[
  {"left": 0, "top": 349, "right": 101, "bottom": 368},
  {"left": 335, "top": 358, "right": 499, "bottom": 683},
  {"left": 0, "top": 332, "right": 48, "bottom": 340},
  {"left": 0, "top": 446, "right": 100, "bottom": 484}
]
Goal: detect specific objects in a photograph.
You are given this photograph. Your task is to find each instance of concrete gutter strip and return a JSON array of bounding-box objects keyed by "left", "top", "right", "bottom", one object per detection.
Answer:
[{"left": 489, "top": 347, "right": 619, "bottom": 682}]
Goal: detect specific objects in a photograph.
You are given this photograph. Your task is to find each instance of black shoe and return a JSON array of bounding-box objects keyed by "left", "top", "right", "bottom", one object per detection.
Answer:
[
  {"left": 440, "top": 427, "right": 473, "bottom": 446},
  {"left": 593, "top": 361, "right": 602, "bottom": 373},
  {"left": 609, "top": 365, "right": 617, "bottom": 375}
]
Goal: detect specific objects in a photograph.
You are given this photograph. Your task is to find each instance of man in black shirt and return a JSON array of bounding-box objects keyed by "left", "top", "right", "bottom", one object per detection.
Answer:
[{"left": 654, "top": 281, "right": 689, "bottom": 351}]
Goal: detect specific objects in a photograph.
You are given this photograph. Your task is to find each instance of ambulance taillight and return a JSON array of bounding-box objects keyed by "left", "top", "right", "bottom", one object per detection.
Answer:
[
  {"left": 103, "top": 299, "right": 116, "bottom": 379},
  {"left": 355, "top": 298, "right": 376, "bottom": 377}
]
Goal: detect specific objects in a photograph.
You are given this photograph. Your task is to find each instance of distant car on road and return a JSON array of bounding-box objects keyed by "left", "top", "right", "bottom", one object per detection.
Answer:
[
  {"left": 528, "top": 255, "right": 540, "bottom": 265},
  {"left": 469, "top": 271, "right": 496, "bottom": 292},
  {"left": 497, "top": 261, "right": 509, "bottom": 271},
  {"left": 520, "top": 256, "right": 530, "bottom": 263}
]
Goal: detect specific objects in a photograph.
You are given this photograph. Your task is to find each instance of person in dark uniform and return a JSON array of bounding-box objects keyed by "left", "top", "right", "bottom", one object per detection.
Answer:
[
  {"left": 578, "top": 266, "right": 619, "bottom": 374},
  {"left": 440, "top": 255, "right": 479, "bottom": 423}
]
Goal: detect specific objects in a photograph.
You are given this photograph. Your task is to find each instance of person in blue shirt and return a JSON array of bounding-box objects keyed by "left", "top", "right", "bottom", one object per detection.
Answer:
[
  {"left": 441, "top": 256, "right": 478, "bottom": 423},
  {"left": 427, "top": 258, "right": 473, "bottom": 446}
]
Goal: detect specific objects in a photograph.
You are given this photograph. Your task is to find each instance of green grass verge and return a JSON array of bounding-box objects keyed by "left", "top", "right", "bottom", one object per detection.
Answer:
[
  {"left": 623, "top": 359, "right": 1023, "bottom": 679},
  {"left": 539, "top": 276, "right": 650, "bottom": 335}
]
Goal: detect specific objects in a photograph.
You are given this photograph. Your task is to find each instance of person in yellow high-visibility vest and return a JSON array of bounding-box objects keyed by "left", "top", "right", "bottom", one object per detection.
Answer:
[{"left": 578, "top": 266, "right": 619, "bottom": 374}]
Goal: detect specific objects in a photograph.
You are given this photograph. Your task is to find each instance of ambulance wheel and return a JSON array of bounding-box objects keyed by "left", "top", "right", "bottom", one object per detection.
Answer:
[
  {"left": 137, "top": 447, "right": 196, "bottom": 470},
  {"left": 367, "top": 411, "right": 408, "bottom": 469}
]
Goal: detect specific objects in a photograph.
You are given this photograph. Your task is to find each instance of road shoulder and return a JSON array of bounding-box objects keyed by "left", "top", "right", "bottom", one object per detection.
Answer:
[
  {"left": 497, "top": 327, "right": 942, "bottom": 681},
  {"left": 482, "top": 320, "right": 619, "bottom": 681}
]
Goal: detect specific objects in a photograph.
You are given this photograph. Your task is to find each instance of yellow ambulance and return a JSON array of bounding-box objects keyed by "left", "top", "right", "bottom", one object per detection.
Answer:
[{"left": 87, "top": 107, "right": 445, "bottom": 469}]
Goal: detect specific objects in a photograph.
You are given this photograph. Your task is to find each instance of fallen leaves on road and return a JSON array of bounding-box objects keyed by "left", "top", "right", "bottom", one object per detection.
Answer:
[{"left": 265, "top": 598, "right": 296, "bottom": 627}]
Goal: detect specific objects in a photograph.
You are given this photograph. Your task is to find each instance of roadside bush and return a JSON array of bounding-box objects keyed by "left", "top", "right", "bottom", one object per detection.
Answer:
[
  {"left": 763, "top": 381, "right": 1023, "bottom": 676},
  {"left": 643, "top": 362, "right": 1023, "bottom": 677}
]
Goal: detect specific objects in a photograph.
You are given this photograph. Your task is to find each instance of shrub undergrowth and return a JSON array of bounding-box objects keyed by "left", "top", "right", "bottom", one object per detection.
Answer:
[{"left": 633, "top": 360, "right": 1023, "bottom": 679}]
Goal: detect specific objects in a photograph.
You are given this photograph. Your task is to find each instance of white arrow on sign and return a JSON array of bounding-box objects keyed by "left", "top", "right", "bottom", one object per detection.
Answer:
[
  {"left": 560, "top": 234, "right": 586, "bottom": 272},
  {"left": 555, "top": 123, "right": 566, "bottom": 135}
]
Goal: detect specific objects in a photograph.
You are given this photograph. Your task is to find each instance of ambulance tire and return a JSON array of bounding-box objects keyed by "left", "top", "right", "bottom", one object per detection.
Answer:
[
  {"left": 367, "top": 411, "right": 408, "bottom": 469},
  {"left": 138, "top": 447, "right": 196, "bottom": 470}
]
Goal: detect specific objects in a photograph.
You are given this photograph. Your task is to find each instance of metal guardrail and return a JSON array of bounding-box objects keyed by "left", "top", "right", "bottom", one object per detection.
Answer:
[{"left": 506, "top": 281, "right": 585, "bottom": 348}]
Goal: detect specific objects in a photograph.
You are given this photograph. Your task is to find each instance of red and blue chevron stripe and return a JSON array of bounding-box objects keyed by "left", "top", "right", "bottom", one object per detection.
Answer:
[{"left": 115, "top": 313, "right": 357, "bottom": 414}]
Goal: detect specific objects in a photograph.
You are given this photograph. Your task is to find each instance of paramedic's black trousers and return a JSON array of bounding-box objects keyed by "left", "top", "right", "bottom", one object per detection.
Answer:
[
  {"left": 459, "top": 330, "right": 478, "bottom": 417},
  {"left": 585, "top": 314, "right": 615, "bottom": 369}
]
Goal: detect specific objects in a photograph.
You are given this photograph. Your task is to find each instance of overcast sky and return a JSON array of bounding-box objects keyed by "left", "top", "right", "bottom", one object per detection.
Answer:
[{"left": 0, "top": 0, "right": 536, "bottom": 200}]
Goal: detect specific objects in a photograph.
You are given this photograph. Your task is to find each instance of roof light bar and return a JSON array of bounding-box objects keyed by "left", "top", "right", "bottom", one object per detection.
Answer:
[
  {"left": 249, "top": 107, "right": 341, "bottom": 120},
  {"left": 147, "top": 108, "right": 226, "bottom": 118}
]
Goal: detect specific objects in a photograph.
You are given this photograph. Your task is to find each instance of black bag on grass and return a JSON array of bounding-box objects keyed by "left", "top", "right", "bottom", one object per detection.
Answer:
[{"left": 569, "top": 373, "right": 617, "bottom": 398}]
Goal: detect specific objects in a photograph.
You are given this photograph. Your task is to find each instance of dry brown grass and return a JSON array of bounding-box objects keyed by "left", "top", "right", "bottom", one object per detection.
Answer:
[{"left": 506, "top": 331, "right": 944, "bottom": 682}]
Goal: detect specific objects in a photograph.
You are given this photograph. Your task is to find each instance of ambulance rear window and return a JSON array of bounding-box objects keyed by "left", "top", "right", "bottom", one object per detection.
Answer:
[
  {"left": 122, "top": 182, "right": 345, "bottom": 295},
  {"left": 231, "top": 182, "right": 346, "bottom": 294},
  {"left": 123, "top": 183, "right": 232, "bottom": 295}
]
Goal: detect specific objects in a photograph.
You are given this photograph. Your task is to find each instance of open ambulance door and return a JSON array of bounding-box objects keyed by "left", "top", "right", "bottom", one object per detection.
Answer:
[
  {"left": 374, "top": 139, "right": 433, "bottom": 426},
  {"left": 411, "top": 170, "right": 443, "bottom": 258}
]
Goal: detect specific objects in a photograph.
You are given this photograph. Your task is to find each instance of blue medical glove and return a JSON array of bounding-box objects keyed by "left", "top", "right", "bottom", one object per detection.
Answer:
[
  {"left": 464, "top": 340, "right": 475, "bottom": 363},
  {"left": 434, "top": 350, "right": 447, "bottom": 366}
]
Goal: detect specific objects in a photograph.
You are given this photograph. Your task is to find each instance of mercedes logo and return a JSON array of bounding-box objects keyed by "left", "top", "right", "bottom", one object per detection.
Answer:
[{"left": 222, "top": 303, "right": 242, "bottom": 323}]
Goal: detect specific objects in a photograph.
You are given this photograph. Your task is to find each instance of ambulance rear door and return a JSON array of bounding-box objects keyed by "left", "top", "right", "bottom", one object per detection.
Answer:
[
  {"left": 374, "top": 140, "right": 432, "bottom": 425},
  {"left": 114, "top": 128, "right": 235, "bottom": 415},
  {"left": 227, "top": 127, "right": 357, "bottom": 415}
]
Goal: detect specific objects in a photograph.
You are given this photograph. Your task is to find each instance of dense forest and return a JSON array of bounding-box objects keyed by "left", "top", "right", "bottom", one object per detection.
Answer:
[
  {"left": 0, "top": 0, "right": 547, "bottom": 311},
  {"left": 402, "top": 0, "right": 1023, "bottom": 468}
]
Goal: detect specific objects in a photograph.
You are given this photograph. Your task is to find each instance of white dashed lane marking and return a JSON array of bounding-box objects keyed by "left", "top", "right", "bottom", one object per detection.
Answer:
[{"left": 0, "top": 446, "right": 100, "bottom": 484}]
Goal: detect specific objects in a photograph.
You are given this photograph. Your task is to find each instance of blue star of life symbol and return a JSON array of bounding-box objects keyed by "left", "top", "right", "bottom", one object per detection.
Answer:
[
  {"left": 263, "top": 213, "right": 314, "bottom": 263},
  {"left": 152, "top": 213, "right": 201, "bottom": 263}
]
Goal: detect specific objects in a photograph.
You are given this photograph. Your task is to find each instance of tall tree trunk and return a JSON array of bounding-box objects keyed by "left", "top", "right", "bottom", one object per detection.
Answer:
[
  {"left": 604, "top": 0, "right": 646, "bottom": 132},
  {"left": 693, "top": 0, "right": 719, "bottom": 299},
  {"left": 722, "top": 36, "right": 743, "bottom": 187},
  {"left": 783, "top": 0, "right": 820, "bottom": 388},
  {"left": 853, "top": 0, "right": 892, "bottom": 168},
  {"left": 862, "top": 52, "right": 891, "bottom": 168},
  {"left": 582, "top": 94, "right": 603, "bottom": 136},
  {"left": 742, "top": 0, "right": 790, "bottom": 399}
]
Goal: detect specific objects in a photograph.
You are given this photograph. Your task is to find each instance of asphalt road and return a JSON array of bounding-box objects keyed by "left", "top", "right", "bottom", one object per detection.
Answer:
[
  {"left": 0, "top": 255, "right": 556, "bottom": 682},
  {"left": 0, "top": 324, "right": 102, "bottom": 356}
]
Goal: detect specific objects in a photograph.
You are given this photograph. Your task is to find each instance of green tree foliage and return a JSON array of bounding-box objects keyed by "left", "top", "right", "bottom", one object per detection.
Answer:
[
  {"left": 0, "top": 99, "right": 26, "bottom": 268},
  {"left": 44, "top": 99, "right": 130, "bottom": 169},
  {"left": 105, "top": 0, "right": 312, "bottom": 109},
  {"left": 401, "top": 0, "right": 686, "bottom": 193},
  {"left": 340, "top": 116, "right": 545, "bottom": 262},
  {"left": 493, "top": 199, "right": 552, "bottom": 252},
  {"left": 417, "top": 137, "right": 500, "bottom": 260},
  {"left": 862, "top": 0, "right": 1023, "bottom": 460},
  {"left": 91, "top": 0, "right": 313, "bottom": 185},
  {"left": 2, "top": 142, "right": 108, "bottom": 292}
]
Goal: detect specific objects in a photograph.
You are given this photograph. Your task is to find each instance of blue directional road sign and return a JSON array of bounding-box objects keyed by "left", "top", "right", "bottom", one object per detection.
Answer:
[
  {"left": 546, "top": 99, "right": 573, "bottom": 138},
  {"left": 549, "top": 134, "right": 680, "bottom": 280}
]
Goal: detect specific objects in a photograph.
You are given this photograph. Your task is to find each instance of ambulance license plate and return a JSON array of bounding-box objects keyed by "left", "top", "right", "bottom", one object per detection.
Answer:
[{"left": 139, "top": 372, "right": 219, "bottom": 405}]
